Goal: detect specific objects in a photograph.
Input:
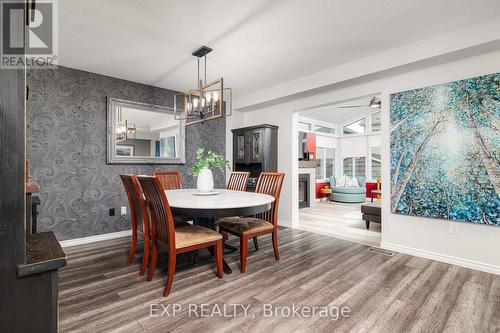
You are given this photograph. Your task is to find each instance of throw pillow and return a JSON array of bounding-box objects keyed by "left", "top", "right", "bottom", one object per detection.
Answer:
[
  {"left": 345, "top": 177, "right": 359, "bottom": 187},
  {"left": 335, "top": 175, "right": 346, "bottom": 187}
]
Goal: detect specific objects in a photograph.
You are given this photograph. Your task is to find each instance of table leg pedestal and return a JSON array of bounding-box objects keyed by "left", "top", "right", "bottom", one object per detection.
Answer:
[
  {"left": 193, "top": 217, "right": 232, "bottom": 274},
  {"left": 224, "top": 244, "right": 238, "bottom": 253}
]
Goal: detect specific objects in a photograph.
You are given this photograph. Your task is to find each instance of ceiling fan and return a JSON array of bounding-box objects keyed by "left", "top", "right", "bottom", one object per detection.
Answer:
[{"left": 338, "top": 96, "right": 381, "bottom": 109}]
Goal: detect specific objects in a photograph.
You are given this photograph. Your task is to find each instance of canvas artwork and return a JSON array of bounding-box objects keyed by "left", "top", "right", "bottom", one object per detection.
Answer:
[
  {"left": 116, "top": 145, "right": 135, "bottom": 157},
  {"left": 390, "top": 72, "right": 499, "bottom": 225},
  {"left": 160, "top": 136, "right": 177, "bottom": 158}
]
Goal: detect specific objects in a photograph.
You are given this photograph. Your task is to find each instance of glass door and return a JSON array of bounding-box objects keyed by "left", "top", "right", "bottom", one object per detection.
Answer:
[
  {"left": 250, "top": 129, "right": 263, "bottom": 163},
  {"left": 235, "top": 134, "right": 246, "bottom": 162}
]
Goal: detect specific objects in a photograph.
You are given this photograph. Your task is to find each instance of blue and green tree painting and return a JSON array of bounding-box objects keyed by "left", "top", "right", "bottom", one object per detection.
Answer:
[{"left": 390, "top": 72, "right": 499, "bottom": 225}]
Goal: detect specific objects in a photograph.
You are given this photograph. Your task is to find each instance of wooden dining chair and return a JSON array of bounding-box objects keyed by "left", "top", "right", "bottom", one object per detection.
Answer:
[
  {"left": 218, "top": 172, "right": 285, "bottom": 273},
  {"left": 121, "top": 174, "right": 191, "bottom": 275},
  {"left": 154, "top": 170, "right": 191, "bottom": 224},
  {"left": 153, "top": 170, "right": 200, "bottom": 263},
  {"left": 120, "top": 175, "right": 151, "bottom": 276},
  {"left": 154, "top": 171, "right": 182, "bottom": 190},
  {"left": 223, "top": 171, "right": 260, "bottom": 249},
  {"left": 153, "top": 171, "right": 190, "bottom": 221},
  {"left": 226, "top": 171, "right": 250, "bottom": 191},
  {"left": 137, "top": 175, "right": 223, "bottom": 297}
]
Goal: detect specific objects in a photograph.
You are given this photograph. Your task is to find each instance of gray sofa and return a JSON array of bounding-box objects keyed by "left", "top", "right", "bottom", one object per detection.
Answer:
[{"left": 329, "top": 176, "right": 367, "bottom": 203}]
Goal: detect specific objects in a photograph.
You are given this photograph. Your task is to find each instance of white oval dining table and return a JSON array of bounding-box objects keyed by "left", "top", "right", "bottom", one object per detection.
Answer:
[
  {"left": 165, "top": 189, "right": 275, "bottom": 216},
  {"left": 164, "top": 189, "right": 275, "bottom": 274}
]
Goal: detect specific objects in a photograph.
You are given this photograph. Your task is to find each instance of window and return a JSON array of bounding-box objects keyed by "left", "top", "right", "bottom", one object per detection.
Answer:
[
  {"left": 314, "top": 125, "right": 335, "bottom": 134},
  {"left": 316, "top": 147, "right": 325, "bottom": 180},
  {"left": 316, "top": 147, "right": 335, "bottom": 180},
  {"left": 343, "top": 118, "right": 366, "bottom": 135},
  {"left": 325, "top": 148, "right": 335, "bottom": 179},
  {"left": 299, "top": 122, "right": 312, "bottom": 131},
  {"left": 355, "top": 157, "right": 366, "bottom": 177},
  {"left": 343, "top": 157, "right": 366, "bottom": 177},
  {"left": 371, "top": 147, "right": 381, "bottom": 180},
  {"left": 343, "top": 158, "right": 353, "bottom": 177},
  {"left": 371, "top": 112, "right": 381, "bottom": 132}
]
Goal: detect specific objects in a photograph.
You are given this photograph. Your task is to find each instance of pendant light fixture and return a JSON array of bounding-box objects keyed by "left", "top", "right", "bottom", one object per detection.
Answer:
[
  {"left": 174, "top": 46, "right": 232, "bottom": 125},
  {"left": 115, "top": 106, "right": 136, "bottom": 142}
]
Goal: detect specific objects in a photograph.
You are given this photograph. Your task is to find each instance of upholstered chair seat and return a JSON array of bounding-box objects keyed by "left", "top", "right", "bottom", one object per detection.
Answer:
[
  {"left": 175, "top": 225, "right": 222, "bottom": 249},
  {"left": 217, "top": 217, "right": 274, "bottom": 235}
]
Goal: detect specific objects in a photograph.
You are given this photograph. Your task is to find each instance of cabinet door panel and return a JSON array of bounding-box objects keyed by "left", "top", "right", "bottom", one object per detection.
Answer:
[
  {"left": 234, "top": 133, "right": 247, "bottom": 163},
  {"left": 250, "top": 129, "right": 263, "bottom": 163}
]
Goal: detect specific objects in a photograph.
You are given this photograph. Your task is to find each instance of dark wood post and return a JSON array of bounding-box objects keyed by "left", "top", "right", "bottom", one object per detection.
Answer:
[{"left": 0, "top": 2, "right": 65, "bottom": 331}]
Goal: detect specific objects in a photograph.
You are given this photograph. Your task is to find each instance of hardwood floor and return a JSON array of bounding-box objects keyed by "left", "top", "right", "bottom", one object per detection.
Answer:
[
  {"left": 299, "top": 201, "right": 382, "bottom": 247},
  {"left": 58, "top": 228, "right": 499, "bottom": 333}
]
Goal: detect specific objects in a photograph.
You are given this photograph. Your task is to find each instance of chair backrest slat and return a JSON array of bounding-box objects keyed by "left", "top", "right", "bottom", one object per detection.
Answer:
[
  {"left": 120, "top": 175, "right": 149, "bottom": 235},
  {"left": 154, "top": 171, "right": 182, "bottom": 190},
  {"left": 137, "top": 176, "right": 176, "bottom": 250},
  {"left": 226, "top": 171, "right": 250, "bottom": 191},
  {"left": 254, "top": 172, "right": 285, "bottom": 226}
]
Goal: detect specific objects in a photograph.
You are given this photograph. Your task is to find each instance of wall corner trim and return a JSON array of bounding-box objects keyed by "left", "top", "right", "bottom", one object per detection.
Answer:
[
  {"left": 60, "top": 230, "right": 131, "bottom": 248},
  {"left": 381, "top": 241, "right": 500, "bottom": 276}
]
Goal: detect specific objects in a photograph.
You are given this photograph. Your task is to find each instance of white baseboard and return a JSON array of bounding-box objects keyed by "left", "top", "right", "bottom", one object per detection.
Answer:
[
  {"left": 278, "top": 219, "right": 292, "bottom": 228},
  {"left": 381, "top": 241, "right": 500, "bottom": 276},
  {"left": 60, "top": 230, "right": 131, "bottom": 248}
]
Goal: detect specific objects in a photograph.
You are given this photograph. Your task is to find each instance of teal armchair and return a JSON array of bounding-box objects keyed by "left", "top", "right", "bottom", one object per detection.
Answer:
[{"left": 329, "top": 176, "right": 366, "bottom": 203}]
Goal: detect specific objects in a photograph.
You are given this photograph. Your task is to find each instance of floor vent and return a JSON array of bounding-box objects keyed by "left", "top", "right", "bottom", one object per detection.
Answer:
[{"left": 368, "top": 247, "right": 394, "bottom": 256}]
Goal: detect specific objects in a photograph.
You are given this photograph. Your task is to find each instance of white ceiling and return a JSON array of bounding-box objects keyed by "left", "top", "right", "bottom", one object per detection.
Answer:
[
  {"left": 59, "top": 0, "right": 500, "bottom": 98},
  {"left": 301, "top": 96, "right": 378, "bottom": 124}
]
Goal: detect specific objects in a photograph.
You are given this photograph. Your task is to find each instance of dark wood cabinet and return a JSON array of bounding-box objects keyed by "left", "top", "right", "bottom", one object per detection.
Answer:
[
  {"left": 0, "top": 5, "right": 66, "bottom": 330},
  {"left": 232, "top": 125, "right": 278, "bottom": 190}
]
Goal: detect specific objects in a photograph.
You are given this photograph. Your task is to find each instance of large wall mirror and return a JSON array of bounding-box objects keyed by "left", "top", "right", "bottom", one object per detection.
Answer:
[{"left": 107, "top": 98, "right": 185, "bottom": 164}]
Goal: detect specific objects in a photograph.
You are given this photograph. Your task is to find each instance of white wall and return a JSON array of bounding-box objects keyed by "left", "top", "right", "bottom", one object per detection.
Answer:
[
  {"left": 340, "top": 136, "right": 368, "bottom": 159},
  {"left": 368, "top": 135, "right": 381, "bottom": 148},
  {"left": 316, "top": 134, "right": 337, "bottom": 148},
  {"left": 232, "top": 49, "right": 500, "bottom": 274},
  {"left": 239, "top": 109, "right": 299, "bottom": 228}
]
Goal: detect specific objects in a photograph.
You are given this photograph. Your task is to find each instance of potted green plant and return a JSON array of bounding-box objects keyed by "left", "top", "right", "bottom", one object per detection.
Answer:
[{"left": 192, "top": 148, "right": 230, "bottom": 193}]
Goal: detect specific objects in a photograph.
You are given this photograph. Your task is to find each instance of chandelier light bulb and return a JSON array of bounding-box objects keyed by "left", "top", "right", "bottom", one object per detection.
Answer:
[{"left": 205, "top": 92, "right": 212, "bottom": 104}]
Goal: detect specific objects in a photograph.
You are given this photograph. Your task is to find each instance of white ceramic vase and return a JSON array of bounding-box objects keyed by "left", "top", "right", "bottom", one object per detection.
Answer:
[{"left": 197, "top": 167, "right": 214, "bottom": 193}]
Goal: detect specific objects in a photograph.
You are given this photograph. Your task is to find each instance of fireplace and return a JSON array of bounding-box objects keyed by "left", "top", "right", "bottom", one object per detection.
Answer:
[{"left": 299, "top": 174, "right": 310, "bottom": 208}]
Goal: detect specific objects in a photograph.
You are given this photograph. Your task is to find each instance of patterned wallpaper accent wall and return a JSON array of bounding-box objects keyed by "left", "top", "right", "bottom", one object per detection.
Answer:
[{"left": 27, "top": 66, "right": 226, "bottom": 240}]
